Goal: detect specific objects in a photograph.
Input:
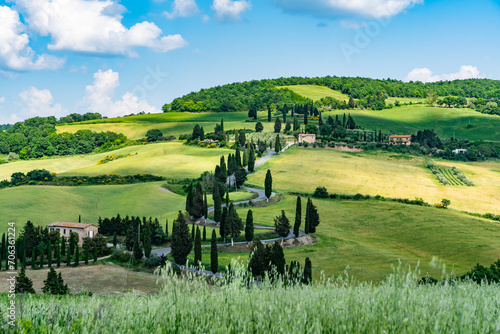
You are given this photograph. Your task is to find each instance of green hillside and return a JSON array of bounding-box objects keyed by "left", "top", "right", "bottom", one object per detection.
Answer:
[{"left": 278, "top": 85, "right": 350, "bottom": 101}]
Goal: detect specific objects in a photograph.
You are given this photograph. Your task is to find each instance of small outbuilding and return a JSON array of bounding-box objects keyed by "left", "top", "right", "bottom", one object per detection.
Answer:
[
  {"left": 48, "top": 222, "right": 98, "bottom": 246},
  {"left": 452, "top": 149, "right": 467, "bottom": 154},
  {"left": 298, "top": 133, "right": 316, "bottom": 144},
  {"left": 389, "top": 135, "right": 412, "bottom": 146}
]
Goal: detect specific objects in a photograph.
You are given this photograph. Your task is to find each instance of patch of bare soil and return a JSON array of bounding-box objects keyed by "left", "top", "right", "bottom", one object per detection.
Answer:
[{"left": 282, "top": 234, "right": 317, "bottom": 248}]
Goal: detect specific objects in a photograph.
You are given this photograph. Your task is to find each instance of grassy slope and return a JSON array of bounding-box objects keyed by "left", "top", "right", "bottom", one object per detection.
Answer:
[
  {"left": 0, "top": 182, "right": 185, "bottom": 235},
  {"left": 233, "top": 196, "right": 500, "bottom": 281},
  {"left": 57, "top": 111, "right": 275, "bottom": 140},
  {"left": 0, "top": 142, "right": 232, "bottom": 180},
  {"left": 247, "top": 146, "right": 500, "bottom": 215},
  {"left": 278, "top": 85, "right": 350, "bottom": 101},
  {"left": 322, "top": 106, "right": 500, "bottom": 142}
]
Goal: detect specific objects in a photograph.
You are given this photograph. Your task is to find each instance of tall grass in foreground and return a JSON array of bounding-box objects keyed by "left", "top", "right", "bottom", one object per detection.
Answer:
[{"left": 1, "top": 262, "right": 500, "bottom": 333}]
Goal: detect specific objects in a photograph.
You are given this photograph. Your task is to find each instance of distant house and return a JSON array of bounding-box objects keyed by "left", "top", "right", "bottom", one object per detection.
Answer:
[
  {"left": 298, "top": 134, "right": 316, "bottom": 144},
  {"left": 452, "top": 149, "right": 467, "bottom": 154},
  {"left": 389, "top": 135, "right": 412, "bottom": 146},
  {"left": 48, "top": 222, "right": 98, "bottom": 246}
]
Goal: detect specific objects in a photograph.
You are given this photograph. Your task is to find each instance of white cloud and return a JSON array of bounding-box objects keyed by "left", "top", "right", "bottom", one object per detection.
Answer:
[
  {"left": 15, "top": 0, "right": 187, "bottom": 56},
  {"left": 405, "top": 66, "right": 483, "bottom": 83},
  {"left": 0, "top": 6, "right": 64, "bottom": 71},
  {"left": 18, "top": 87, "right": 67, "bottom": 118},
  {"left": 79, "top": 69, "right": 160, "bottom": 118},
  {"left": 340, "top": 19, "right": 367, "bottom": 29},
  {"left": 212, "top": 0, "right": 251, "bottom": 22},
  {"left": 270, "top": 0, "right": 422, "bottom": 19},
  {"left": 0, "top": 97, "right": 5, "bottom": 103},
  {"left": 164, "top": 0, "right": 199, "bottom": 19}
]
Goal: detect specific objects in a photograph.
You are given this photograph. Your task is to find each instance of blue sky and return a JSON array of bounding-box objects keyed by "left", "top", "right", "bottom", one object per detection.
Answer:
[{"left": 0, "top": 0, "right": 499, "bottom": 123}]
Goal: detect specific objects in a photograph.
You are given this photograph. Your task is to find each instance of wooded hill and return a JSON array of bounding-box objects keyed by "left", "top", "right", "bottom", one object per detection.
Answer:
[{"left": 163, "top": 76, "right": 500, "bottom": 115}]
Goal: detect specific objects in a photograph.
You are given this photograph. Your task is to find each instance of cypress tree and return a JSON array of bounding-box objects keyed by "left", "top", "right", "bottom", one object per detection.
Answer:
[
  {"left": 192, "top": 183, "right": 204, "bottom": 220},
  {"left": 133, "top": 229, "right": 143, "bottom": 261},
  {"left": 275, "top": 134, "right": 281, "bottom": 153},
  {"left": 213, "top": 183, "right": 222, "bottom": 224},
  {"left": 199, "top": 127, "right": 205, "bottom": 141},
  {"left": 93, "top": 246, "right": 98, "bottom": 263},
  {"left": 32, "top": 247, "right": 36, "bottom": 269},
  {"left": 267, "top": 106, "right": 271, "bottom": 122},
  {"left": 84, "top": 242, "right": 89, "bottom": 265},
  {"left": 303, "top": 257, "right": 312, "bottom": 284},
  {"left": 270, "top": 242, "right": 286, "bottom": 276},
  {"left": 220, "top": 118, "right": 224, "bottom": 132},
  {"left": 226, "top": 203, "right": 243, "bottom": 246},
  {"left": 15, "top": 267, "right": 35, "bottom": 294},
  {"left": 47, "top": 241, "right": 52, "bottom": 268},
  {"left": 305, "top": 198, "right": 311, "bottom": 234},
  {"left": 308, "top": 199, "right": 320, "bottom": 233},
  {"left": 165, "top": 220, "right": 169, "bottom": 237},
  {"left": 74, "top": 244, "right": 79, "bottom": 266},
  {"left": 55, "top": 244, "right": 61, "bottom": 268},
  {"left": 248, "top": 145, "right": 255, "bottom": 172},
  {"left": 245, "top": 210, "right": 254, "bottom": 242},
  {"left": 143, "top": 223, "right": 152, "bottom": 259},
  {"left": 274, "top": 117, "right": 282, "bottom": 133},
  {"left": 171, "top": 211, "right": 193, "bottom": 265},
  {"left": 69, "top": 233, "right": 76, "bottom": 258},
  {"left": 264, "top": 169, "right": 272, "bottom": 202},
  {"left": 242, "top": 147, "right": 248, "bottom": 167},
  {"left": 274, "top": 210, "right": 291, "bottom": 241},
  {"left": 235, "top": 146, "right": 242, "bottom": 167},
  {"left": 234, "top": 130, "right": 239, "bottom": 146},
  {"left": 66, "top": 244, "right": 71, "bottom": 266},
  {"left": 342, "top": 113, "right": 346, "bottom": 128},
  {"left": 203, "top": 193, "right": 208, "bottom": 220},
  {"left": 220, "top": 206, "right": 227, "bottom": 241},
  {"left": 61, "top": 237, "right": 66, "bottom": 256},
  {"left": 39, "top": 243, "right": 44, "bottom": 268},
  {"left": 210, "top": 230, "right": 218, "bottom": 274},
  {"left": 304, "top": 113, "right": 308, "bottom": 125},
  {"left": 293, "top": 196, "right": 301, "bottom": 238},
  {"left": 203, "top": 225, "right": 207, "bottom": 241},
  {"left": 220, "top": 156, "right": 227, "bottom": 181},
  {"left": 112, "top": 232, "right": 117, "bottom": 248},
  {"left": 185, "top": 182, "right": 194, "bottom": 216},
  {"left": 194, "top": 227, "right": 202, "bottom": 267},
  {"left": 192, "top": 221, "right": 196, "bottom": 241}
]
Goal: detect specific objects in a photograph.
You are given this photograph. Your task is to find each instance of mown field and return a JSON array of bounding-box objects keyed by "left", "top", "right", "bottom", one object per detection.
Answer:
[
  {"left": 247, "top": 146, "right": 500, "bottom": 215},
  {"left": 278, "top": 84, "right": 350, "bottom": 101},
  {"left": 0, "top": 142, "right": 232, "bottom": 181},
  {"left": 57, "top": 111, "right": 275, "bottom": 140},
  {"left": 2, "top": 270, "right": 499, "bottom": 333}
]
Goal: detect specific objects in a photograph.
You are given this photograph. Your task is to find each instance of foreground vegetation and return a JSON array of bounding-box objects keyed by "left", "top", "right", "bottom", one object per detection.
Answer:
[{"left": 2, "top": 265, "right": 500, "bottom": 333}]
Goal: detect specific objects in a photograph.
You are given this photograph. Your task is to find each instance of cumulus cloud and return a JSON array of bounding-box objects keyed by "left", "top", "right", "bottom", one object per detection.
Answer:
[
  {"left": 0, "top": 97, "right": 5, "bottom": 103},
  {"left": 18, "top": 87, "right": 67, "bottom": 118},
  {"left": 164, "top": 0, "right": 199, "bottom": 19},
  {"left": 405, "top": 66, "right": 483, "bottom": 83},
  {"left": 15, "top": 0, "right": 187, "bottom": 56},
  {"left": 0, "top": 6, "right": 64, "bottom": 71},
  {"left": 212, "top": 0, "right": 251, "bottom": 22},
  {"left": 270, "top": 0, "right": 422, "bottom": 19},
  {"left": 79, "top": 69, "right": 160, "bottom": 118}
]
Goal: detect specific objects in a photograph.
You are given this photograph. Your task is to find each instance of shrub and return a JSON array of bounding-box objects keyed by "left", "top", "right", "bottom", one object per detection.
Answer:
[
  {"left": 144, "top": 254, "right": 161, "bottom": 268},
  {"left": 111, "top": 248, "right": 133, "bottom": 263},
  {"left": 312, "top": 187, "right": 329, "bottom": 198}
]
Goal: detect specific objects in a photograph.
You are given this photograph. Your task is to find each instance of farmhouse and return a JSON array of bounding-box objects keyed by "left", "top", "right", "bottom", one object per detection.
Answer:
[
  {"left": 452, "top": 149, "right": 468, "bottom": 154},
  {"left": 389, "top": 135, "right": 412, "bottom": 146},
  {"left": 48, "top": 222, "right": 98, "bottom": 246},
  {"left": 299, "top": 133, "right": 316, "bottom": 144}
]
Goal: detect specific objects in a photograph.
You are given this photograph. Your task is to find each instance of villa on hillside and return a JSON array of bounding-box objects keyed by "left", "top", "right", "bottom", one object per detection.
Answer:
[
  {"left": 298, "top": 133, "right": 316, "bottom": 144},
  {"left": 48, "top": 222, "right": 98, "bottom": 246},
  {"left": 389, "top": 135, "right": 412, "bottom": 146}
]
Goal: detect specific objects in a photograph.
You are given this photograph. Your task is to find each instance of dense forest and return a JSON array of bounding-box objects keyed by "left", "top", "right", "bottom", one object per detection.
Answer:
[
  {"left": 163, "top": 76, "right": 500, "bottom": 115},
  {"left": 0, "top": 116, "right": 126, "bottom": 159}
]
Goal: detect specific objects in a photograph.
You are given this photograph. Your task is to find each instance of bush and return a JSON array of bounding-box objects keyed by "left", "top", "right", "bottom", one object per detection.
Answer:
[
  {"left": 312, "top": 186, "right": 328, "bottom": 198},
  {"left": 144, "top": 254, "right": 161, "bottom": 268},
  {"left": 111, "top": 248, "right": 132, "bottom": 263}
]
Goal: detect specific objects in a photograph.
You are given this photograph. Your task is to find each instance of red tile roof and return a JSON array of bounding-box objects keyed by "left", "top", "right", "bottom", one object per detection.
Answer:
[{"left": 48, "top": 222, "right": 97, "bottom": 229}]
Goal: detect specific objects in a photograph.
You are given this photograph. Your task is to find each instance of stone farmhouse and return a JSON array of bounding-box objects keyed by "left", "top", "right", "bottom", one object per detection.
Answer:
[
  {"left": 48, "top": 222, "right": 98, "bottom": 246},
  {"left": 298, "top": 133, "right": 316, "bottom": 144},
  {"left": 389, "top": 135, "right": 412, "bottom": 146}
]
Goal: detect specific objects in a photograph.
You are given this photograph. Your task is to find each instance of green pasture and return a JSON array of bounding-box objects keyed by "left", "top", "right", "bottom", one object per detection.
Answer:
[
  {"left": 278, "top": 85, "right": 349, "bottom": 101},
  {"left": 247, "top": 146, "right": 500, "bottom": 215},
  {"left": 232, "top": 196, "right": 500, "bottom": 281}
]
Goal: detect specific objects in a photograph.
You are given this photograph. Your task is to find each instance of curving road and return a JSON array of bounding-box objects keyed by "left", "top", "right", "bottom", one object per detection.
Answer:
[{"left": 151, "top": 142, "right": 300, "bottom": 276}]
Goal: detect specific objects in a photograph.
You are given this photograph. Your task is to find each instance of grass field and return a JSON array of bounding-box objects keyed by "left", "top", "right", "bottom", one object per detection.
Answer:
[
  {"left": 247, "top": 146, "right": 500, "bottom": 215},
  {"left": 0, "top": 142, "right": 232, "bottom": 181},
  {"left": 57, "top": 111, "right": 274, "bottom": 139},
  {"left": 0, "top": 182, "right": 186, "bottom": 235},
  {"left": 278, "top": 84, "right": 350, "bottom": 101},
  {"left": 231, "top": 196, "right": 500, "bottom": 281},
  {"left": 322, "top": 106, "right": 500, "bottom": 142}
]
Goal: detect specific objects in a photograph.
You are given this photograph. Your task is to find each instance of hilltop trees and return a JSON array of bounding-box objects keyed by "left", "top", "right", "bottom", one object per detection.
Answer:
[
  {"left": 171, "top": 211, "right": 192, "bottom": 265},
  {"left": 265, "top": 169, "right": 272, "bottom": 202}
]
